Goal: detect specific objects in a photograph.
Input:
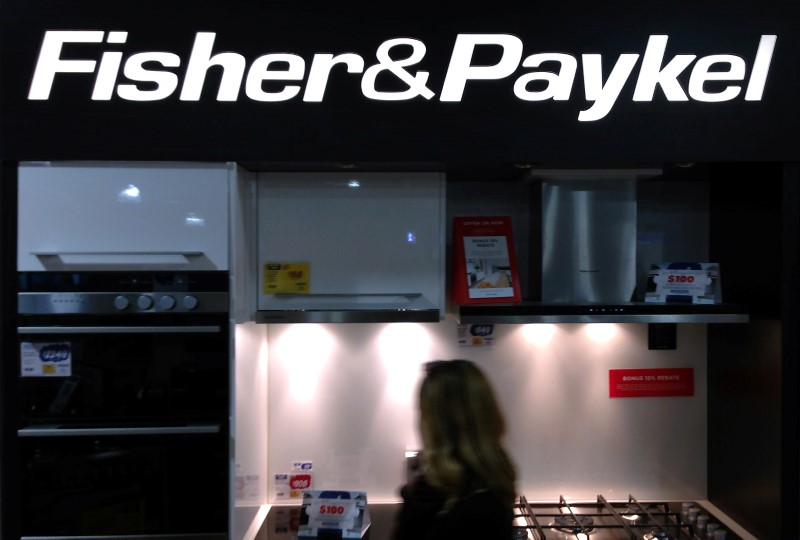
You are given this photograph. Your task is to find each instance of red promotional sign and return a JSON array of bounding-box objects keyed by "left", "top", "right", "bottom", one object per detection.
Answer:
[
  {"left": 609, "top": 368, "right": 694, "bottom": 398},
  {"left": 451, "top": 216, "right": 521, "bottom": 305},
  {"left": 289, "top": 473, "right": 312, "bottom": 491}
]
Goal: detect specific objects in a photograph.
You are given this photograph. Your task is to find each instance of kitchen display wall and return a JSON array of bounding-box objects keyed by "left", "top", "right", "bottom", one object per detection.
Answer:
[{"left": 263, "top": 317, "right": 707, "bottom": 503}]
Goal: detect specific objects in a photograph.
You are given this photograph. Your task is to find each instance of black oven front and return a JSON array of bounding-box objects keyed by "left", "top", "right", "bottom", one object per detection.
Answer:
[{"left": 16, "top": 271, "right": 230, "bottom": 539}]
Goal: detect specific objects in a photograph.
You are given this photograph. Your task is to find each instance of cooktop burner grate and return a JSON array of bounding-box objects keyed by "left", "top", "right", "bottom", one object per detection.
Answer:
[
  {"left": 510, "top": 493, "right": 738, "bottom": 540},
  {"left": 553, "top": 513, "right": 595, "bottom": 533}
]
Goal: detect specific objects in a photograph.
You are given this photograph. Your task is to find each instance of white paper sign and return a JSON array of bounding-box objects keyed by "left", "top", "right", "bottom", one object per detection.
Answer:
[
  {"left": 273, "top": 473, "right": 291, "bottom": 499},
  {"left": 20, "top": 341, "right": 72, "bottom": 377},
  {"left": 457, "top": 324, "right": 495, "bottom": 347},
  {"left": 464, "top": 236, "right": 515, "bottom": 299}
]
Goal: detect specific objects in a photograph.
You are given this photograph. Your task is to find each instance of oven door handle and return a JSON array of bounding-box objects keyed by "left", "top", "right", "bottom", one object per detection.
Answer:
[
  {"left": 18, "top": 423, "right": 222, "bottom": 437},
  {"left": 18, "top": 325, "right": 222, "bottom": 334}
]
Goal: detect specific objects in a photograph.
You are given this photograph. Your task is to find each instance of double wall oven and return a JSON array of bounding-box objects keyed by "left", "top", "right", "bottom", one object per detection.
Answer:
[{"left": 15, "top": 270, "right": 230, "bottom": 539}]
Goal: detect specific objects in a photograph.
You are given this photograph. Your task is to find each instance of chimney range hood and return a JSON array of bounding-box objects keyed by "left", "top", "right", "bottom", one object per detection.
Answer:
[{"left": 457, "top": 169, "right": 749, "bottom": 325}]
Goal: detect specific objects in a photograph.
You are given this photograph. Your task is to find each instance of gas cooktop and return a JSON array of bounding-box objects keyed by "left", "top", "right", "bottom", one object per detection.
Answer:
[
  {"left": 255, "top": 494, "right": 746, "bottom": 539},
  {"left": 512, "top": 494, "right": 739, "bottom": 540}
]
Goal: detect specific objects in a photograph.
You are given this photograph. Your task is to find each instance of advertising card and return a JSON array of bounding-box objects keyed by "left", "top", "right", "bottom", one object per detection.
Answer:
[{"left": 452, "top": 216, "right": 521, "bottom": 304}]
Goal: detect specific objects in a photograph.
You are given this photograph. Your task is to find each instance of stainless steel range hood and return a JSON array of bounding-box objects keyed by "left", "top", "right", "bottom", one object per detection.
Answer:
[
  {"left": 458, "top": 169, "right": 749, "bottom": 325},
  {"left": 542, "top": 175, "right": 638, "bottom": 304}
]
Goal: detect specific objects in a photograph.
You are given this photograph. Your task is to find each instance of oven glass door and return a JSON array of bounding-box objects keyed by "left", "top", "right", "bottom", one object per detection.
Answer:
[
  {"left": 16, "top": 314, "right": 229, "bottom": 427},
  {"left": 15, "top": 271, "right": 231, "bottom": 539},
  {"left": 19, "top": 430, "right": 228, "bottom": 539}
]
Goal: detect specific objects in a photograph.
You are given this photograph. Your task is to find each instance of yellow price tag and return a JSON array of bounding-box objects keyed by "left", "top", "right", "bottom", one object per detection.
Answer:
[{"left": 263, "top": 263, "right": 310, "bottom": 294}]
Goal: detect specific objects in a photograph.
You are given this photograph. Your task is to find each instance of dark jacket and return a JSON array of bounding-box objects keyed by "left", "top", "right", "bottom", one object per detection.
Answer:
[{"left": 390, "top": 475, "right": 514, "bottom": 540}]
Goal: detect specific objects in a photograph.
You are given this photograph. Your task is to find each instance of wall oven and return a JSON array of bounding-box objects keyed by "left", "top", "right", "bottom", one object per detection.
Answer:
[{"left": 15, "top": 271, "right": 230, "bottom": 540}]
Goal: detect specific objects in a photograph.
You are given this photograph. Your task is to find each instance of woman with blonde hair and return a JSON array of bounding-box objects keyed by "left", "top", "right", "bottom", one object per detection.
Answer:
[{"left": 391, "top": 359, "right": 517, "bottom": 540}]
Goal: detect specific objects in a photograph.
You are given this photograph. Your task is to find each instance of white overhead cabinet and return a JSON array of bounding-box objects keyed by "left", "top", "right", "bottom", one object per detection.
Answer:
[
  {"left": 256, "top": 172, "right": 446, "bottom": 322},
  {"left": 18, "top": 162, "right": 232, "bottom": 271}
]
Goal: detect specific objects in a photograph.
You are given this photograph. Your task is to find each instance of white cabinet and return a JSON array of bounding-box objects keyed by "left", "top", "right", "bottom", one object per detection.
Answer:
[
  {"left": 256, "top": 172, "right": 445, "bottom": 322},
  {"left": 18, "top": 162, "right": 232, "bottom": 271}
]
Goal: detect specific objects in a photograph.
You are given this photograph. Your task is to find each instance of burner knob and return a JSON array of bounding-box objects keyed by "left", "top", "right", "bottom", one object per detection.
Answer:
[
  {"left": 137, "top": 295, "right": 154, "bottom": 310},
  {"left": 182, "top": 295, "right": 199, "bottom": 310},
  {"left": 158, "top": 295, "right": 176, "bottom": 310},
  {"left": 113, "top": 295, "right": 130, "bottom": 311}
]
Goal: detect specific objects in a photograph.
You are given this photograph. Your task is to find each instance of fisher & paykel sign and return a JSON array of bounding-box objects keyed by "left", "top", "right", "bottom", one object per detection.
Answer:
[{"left": 27, "top": 31, "right": 776, "bottom": 122}]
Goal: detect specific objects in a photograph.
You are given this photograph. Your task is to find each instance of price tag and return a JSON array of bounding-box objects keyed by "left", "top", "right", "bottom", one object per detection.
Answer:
[
  {"left": 20, "top": 341, "right": 72, "bottom": 377},
  {"left": 655, "top": 270, "right": 709, "bottom": 296},
  {"left": 263, "top": 262, "right": 310, "bottom": 294},
  {"left": 307, "top": 500, "right": 358, "bottom": 530},
  {"left": 289, "top": 473, "right": 312, "bottom": 498},
  {"left": 644, "top": 262, "right": 721, "bottom": 304},
  {"left": 457, "top": 324, "right": 495, "bottom": 347},
  {"left": 298, "top": 490, "right": 371, "bottom": 538}
]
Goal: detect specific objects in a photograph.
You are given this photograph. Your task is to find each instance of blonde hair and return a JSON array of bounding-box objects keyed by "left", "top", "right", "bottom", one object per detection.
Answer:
[{"left": 418, "top": 359, "right": 517, "bottom": 510}]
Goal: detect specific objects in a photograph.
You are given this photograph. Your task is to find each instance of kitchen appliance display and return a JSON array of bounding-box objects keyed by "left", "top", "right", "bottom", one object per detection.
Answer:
[
  {"left": 512, "top": 494, "right": 741, "bottom": 539},
  {"left": 16, "top": 271, "right": 230, "bottom": 539},
  {"left": 256, "top": 494, "right": 746, "bottom": 539}
]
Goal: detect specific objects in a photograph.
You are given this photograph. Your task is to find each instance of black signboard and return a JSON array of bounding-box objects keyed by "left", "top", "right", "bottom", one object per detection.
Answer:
[{"left": 1, "top": 0, "right": 798, "bottom": 163}]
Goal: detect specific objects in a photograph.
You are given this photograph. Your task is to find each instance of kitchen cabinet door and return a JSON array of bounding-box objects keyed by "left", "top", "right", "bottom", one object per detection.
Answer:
[
  {"left": 18, "top": 162, "right": 232, "bottom": 271},
  {"left": 256, "top": 172, "right": 445, "bottom": 321}
]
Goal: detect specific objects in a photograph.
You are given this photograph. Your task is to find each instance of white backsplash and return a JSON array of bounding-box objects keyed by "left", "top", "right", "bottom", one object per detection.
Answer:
[{"left": 236, "top": 316, "right": 707, "bottom": 505}]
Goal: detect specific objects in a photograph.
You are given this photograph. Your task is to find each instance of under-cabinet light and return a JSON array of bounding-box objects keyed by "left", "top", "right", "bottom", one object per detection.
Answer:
[
  {"left": 379, "top": 323, "right": 430, "bottom": 403},
  {"left": 521, "top": 323, "right": 556, "bottom": 345},
  {"left": 277, "top": 324, "right": 333, "bottom": 401},
  {"left": 585, "top": 323, "right": 618, "bottom": 343}
]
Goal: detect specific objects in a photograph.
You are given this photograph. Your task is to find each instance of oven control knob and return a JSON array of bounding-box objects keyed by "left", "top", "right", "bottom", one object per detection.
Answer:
[
  {"left": 182, "top": 295, "right": 199, "bottom": 310},
  {"left": 137, "top": 295, "right": 154, "bottom": 310},
  {"left": 159, "top": 295, "right": 176, "bottom": 310},
  {"left": 113, "top": 295, "right": 130, "bottom": 310}
]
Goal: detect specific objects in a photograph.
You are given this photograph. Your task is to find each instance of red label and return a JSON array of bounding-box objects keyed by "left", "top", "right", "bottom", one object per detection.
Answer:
[
  {"left": 609, "top": 368, "right": 694, "bottom": 398},
  {"left": 289, "top": 474, "right": 312, "bottom": 490}
]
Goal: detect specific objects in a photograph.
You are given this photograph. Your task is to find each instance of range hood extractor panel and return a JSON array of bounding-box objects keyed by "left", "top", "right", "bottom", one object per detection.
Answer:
[
  {"left": 542, "top": 178, "right": 637, "bottom": 304},
  {"left": 254, "top": 293, "right": 440, "bottom": 323},
  {"left": 458, "top": 302, "right": 749, "bottom": 324},
  {"left": 457, "top": 170, "right": 749, "bottom": 324}
]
